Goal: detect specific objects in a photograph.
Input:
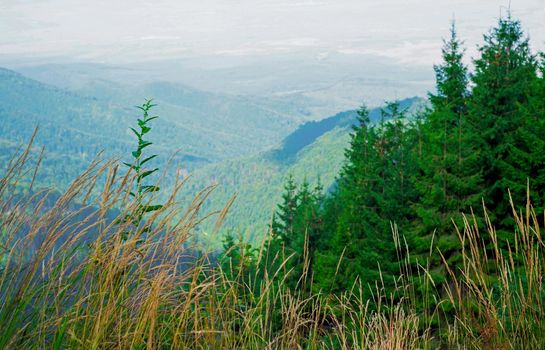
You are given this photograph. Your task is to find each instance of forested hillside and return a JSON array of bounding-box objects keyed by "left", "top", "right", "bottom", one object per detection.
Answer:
[
  {"left": 0, "top": 67, "right": 318, "bottom": 188},
  {"left": 179, "top": 98, "right": 424, "bottom": 245},
  {"left": 0, "top": 65, "right": 423, "bottom": 245}
]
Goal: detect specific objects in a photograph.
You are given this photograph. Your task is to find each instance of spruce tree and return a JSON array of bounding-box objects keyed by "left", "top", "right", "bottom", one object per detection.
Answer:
[
  {"left": 314, "top": 103, "right": 417, "bottom": 296},
  {"left": 379, "top": 101, "right": 419, "bottom": 226},
  {"left": 503, "top": 53, "right": 545, "bottom": 216},
  {"left": 469, "top": 15, "right": 538, "bottom": 233},
  {"left": 271, "top": 175, "right": 298, "bottom": 242},
  {"left": 513, "top": 55, "right": 545, "bottom": 213},
  {"left": 313, "top": 105, "right": 380, "bottom": 293},
  {"left": 261, "top": 175, "right": 298, "bottom": 286},
  {"left": 288, "top": 180, "right": 323, "bottom": 290},
  {"left": 265, "top": 177, "right": 323, "bottom": 291},
  {"left": 413, "top": 23, "right": 482, "bottom": 273}
]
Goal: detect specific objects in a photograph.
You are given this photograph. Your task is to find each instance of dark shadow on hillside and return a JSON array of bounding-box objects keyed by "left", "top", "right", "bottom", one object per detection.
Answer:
[{"left": 269, "top": 97, "right": 422, "bottom": 164}]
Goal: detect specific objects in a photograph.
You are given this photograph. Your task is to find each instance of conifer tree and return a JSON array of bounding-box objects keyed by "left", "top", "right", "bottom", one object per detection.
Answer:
[
  {"left": 313, "top": 105, "right": 380, "bottom": 293},
  {"left": 263, "top": 175, "right": 298, "bottom": 283},
  {"left": 219, "top": 232, "right": 256, "bottom": 283},
  {"left": 379, "top": 101, "right": 419, "bottom": 226},
  {"left": 271, "top": 175, "right": 298, "bottom": 243},
  {"left": 469, "top": 15, "right": 538, "bottom": 232},
  {"left": 288, "top": 180, "right": 323, "bottom": 290},
  {"left": 265, "top": 177, "right": 323, "bottom": 291},
  {"left": 413, "top": 23, "right": 482, "bottom": 271},
  {"left": 513, "top": 55, "right": 545, "bottom": 213},
  {"left": 314, "top": 103, "right": 417, "bottom": 296}
]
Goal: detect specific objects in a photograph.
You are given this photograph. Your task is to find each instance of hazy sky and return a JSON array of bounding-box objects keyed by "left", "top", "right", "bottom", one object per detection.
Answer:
[{"left": 1, "top": 0, "right": 544, "bottom": 67}]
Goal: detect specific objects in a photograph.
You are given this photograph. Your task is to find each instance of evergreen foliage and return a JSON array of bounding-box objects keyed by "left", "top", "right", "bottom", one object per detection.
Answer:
[
  {"left": 411, "top": 23, "right": 482, "bottom": 286},
  {"left": 4, "top": 12, "right": 545, "bottom": 348},
  {"left": 253, "top": 15, "right": 545, "bottom": 313},
  {"left": 469, "top": 15, "right": 538, "bottom": 230},
  {"left": 264, "top": 177, "right": 323, "bottom": 291}
]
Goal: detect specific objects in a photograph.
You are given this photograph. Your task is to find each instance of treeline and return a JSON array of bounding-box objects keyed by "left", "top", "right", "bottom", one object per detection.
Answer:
[{"left": 221, "top": 16, "right": 545, "bottom": 304}]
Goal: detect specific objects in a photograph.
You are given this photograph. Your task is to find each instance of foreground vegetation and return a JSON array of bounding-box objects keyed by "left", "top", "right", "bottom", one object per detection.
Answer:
[{"left": 1, "top": 134, "right": 545, "bottom": 349}]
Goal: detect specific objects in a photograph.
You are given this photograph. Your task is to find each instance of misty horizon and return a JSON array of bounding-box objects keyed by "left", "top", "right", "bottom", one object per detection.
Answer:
[{"left": 2, "top": 0, "right": 543, "bottom": 67}]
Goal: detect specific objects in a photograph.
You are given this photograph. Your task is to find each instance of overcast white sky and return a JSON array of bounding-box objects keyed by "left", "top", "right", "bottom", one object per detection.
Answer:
[{"left": 1, "top": 0, "right": 544, "bottom": 66}]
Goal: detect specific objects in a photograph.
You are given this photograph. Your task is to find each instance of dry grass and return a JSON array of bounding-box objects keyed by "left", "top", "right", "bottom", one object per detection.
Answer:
[{"left": 1, "top": 139, "right": 544, "bottom": 349}]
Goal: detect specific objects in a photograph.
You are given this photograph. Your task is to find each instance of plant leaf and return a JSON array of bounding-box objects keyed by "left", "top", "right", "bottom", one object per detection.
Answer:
[
  {"left": 138, "top": 168, "right": 159, "bottom": 181},
  {"left": 130, "top": 127, "right": 141, "bottom": 140},
  {"left": 139, "top": 141, "right": 152, "bottom": 149},
  {"left": 140, "top": 155, "right": 157, "bottom": 166},
  {"left": 144, "top": 204, "right": 163, "bottom": 213}
]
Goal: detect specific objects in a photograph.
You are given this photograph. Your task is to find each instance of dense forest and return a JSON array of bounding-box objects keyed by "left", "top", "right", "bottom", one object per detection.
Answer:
[{"left": 2, "top": 14, "right": 545, "bottom": 349}]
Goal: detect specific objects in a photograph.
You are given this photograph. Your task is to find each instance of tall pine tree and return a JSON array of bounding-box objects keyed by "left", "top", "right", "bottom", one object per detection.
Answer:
[
  {"left": 265, "top": 177, "right": 323, "bottom": 291},
  {"left": 314, "top": 103, "right": 418, "bottom": 296},
  {"left": 413, "top": 23, "right": 482, "bottom": 273},
  {"left": 469, "top": 15, "right": 538, "bottom": 233},
  {"left": 314, "top": 105, "right": 384, "bottom": 294}
]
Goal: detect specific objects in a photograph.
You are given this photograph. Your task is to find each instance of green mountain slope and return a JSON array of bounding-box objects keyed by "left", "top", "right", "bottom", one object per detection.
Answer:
[
  {"left": 181, "top": 126, "right": 351, "bottom": 246},
  {"left": 0, "top": 67, "right": 202, "bottom": 187},
  {"left": 179, "top": 98, "right": 424, "bottom": 246},
  {"left": 0, "top": 67, "right": 312, "bottom": 188},
  {"left": 15, "top": 63, "right": 322, "bottom": 156}
]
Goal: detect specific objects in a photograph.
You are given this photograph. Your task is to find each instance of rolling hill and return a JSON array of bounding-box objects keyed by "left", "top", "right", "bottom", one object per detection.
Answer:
[{"left": 0, "top": 67, "right": 315, "bottom": 188}]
